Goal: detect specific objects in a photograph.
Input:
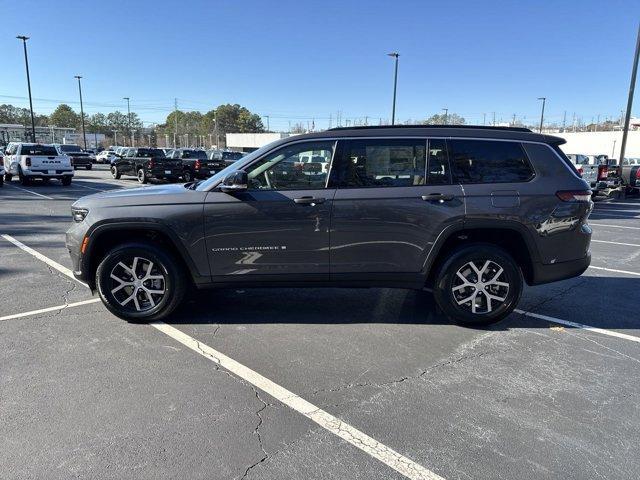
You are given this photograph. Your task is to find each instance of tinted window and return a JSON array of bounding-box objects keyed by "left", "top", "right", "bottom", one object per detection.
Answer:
[
  {"left": 20, "top": 145, "right": 58, "bottom": 156},
  {"left": 222, "top": 151, "right": 243, "bottom": 161},
  {"left": 338, "top": 139, "right": 426, "bottom": 188},
  {"left": 427, "top": 139, "right": 451, "bottom": 185},
  {"left": 137, "top": 148, "right": 165, "bottom": 158},
  {"left": 59, "top": 145, "right": 82, "bottom": 153},
  {"left": 449, "top": 140, "right": 533, "bottom": 184},
  {"left": 245, "top": 141, "right": 334, "bottom": 190},
  {"left": 182, "top": 149, "right": 207, "bottom": 159}
]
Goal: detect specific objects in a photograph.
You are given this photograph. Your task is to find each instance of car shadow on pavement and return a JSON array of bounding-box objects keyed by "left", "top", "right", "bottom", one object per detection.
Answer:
[{"left": 167, "top": 275, "right": 640, "bottom": 332}]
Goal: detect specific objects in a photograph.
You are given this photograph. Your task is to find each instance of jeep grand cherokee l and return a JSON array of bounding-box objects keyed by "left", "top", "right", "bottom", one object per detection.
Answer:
[{"left": 66, "top": 126, "right": 592, "bottom": 325}]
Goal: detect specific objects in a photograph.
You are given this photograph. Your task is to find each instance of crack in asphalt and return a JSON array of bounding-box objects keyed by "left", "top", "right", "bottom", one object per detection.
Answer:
[
  {"left": 239, "top": 389, "right": 269, "bottom": 480},
  {"left": 522, "top": 278, "right": 589, "bottom": 316}
]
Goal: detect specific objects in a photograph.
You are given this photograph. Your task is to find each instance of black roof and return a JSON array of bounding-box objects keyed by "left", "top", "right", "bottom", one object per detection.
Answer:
[
  {"left": 290, "top": 124, "right": 565, "bottom": 145},
  {"left": 328, "top": 124, "right": 533, "bottom": 133}
]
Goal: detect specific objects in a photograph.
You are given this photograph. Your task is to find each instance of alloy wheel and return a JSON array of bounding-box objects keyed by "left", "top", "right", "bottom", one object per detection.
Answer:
[
  {"left": 108, "top": 256, "right": 166, "bottom": 312},
  {"left": 451, "top": 260, "right": 510, "bottom": 314}
]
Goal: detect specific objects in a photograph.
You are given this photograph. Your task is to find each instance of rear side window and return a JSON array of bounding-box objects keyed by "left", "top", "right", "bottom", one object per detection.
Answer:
[
  {"left": 449, "top": 140, "right": 534, "bottom": 184},
  {"left": 338, "top": 139, "right": 426, "bottom": 188},
  {"left": 19, "top": 145, "right": 58, "bottom": 156}
]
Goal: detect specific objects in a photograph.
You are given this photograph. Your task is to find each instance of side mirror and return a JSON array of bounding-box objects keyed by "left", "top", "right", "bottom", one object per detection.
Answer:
[{"left": 220, "top": 170, "right": 248, "bottom": 193}]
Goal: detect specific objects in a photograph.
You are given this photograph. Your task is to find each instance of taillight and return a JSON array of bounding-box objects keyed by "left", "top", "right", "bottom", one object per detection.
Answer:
[
  {"left": 576, "top": 166, "right": 583, "bottom": 176},
  {"left": 597, "top": 165, "right": 608, "bottom": 181},
  {"left": 194, "top": 159, "right": 201, "bottom": 170},
  {"left": 636, "top": 169, "right": 640, "bottom": 179},
  {"left": 148, "top": 159, "right": 154, "bottom": 168},
  {"left": 25, "top": 157, "right": 31, "bottom": 167},
  {"left": 556, "top": 190, "right": 592, "bottom": 202}
]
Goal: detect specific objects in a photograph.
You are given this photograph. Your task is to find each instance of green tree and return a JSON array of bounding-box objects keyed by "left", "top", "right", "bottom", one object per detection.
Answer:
[
  {"left": 49, "top": 104, "right": 79, "bottom": 128},
  {"left": 423, "top": 113, "right": 466, "bottom": 125},
  {"left": 211, "top": 104, "right": 264, "bottom": 135}
]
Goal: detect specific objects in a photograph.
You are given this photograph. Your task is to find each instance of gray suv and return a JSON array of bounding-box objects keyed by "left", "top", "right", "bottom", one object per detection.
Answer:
[{"left": 66, "top": 126, "right": 592, "bottom": 325}]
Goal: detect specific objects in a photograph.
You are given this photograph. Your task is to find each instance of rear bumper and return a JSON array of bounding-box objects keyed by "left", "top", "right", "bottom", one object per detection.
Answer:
[
  {"left": 24, "top": 169, "right": 74, "bottom": 177},
  {"left": 529, "top": 252, "right": 591, "bottom": 286}
]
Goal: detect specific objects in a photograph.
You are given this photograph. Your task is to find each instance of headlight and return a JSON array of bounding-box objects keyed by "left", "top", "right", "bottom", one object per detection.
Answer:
[{"left": 71, "top": 207, "right": 89, "bottom": 222}]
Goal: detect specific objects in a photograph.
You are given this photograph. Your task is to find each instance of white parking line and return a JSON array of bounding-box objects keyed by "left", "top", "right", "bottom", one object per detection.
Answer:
[
  {"left": 588, "top": 265, "right": 640, "bottom": 277},
  {"left": 591, "top": 239, "right": 640, "bottom": 248},
  {"left": 0, "top": 234, "right": 444, "bottom": 480},
  {"left": 5, "top": 183, "right": 53, "bottom": 199},
  {"left": 0, "top": 298, "right": 101, "bottom": 321},
  {"left": 589, "top": 223, "right": 640, "bottom": 230},
  {"left": 72, "top": 182, "right": 107, "bottom": 191},
  {"left": 0, "top": 234, "right": 87, "bottom": 287},
  {"left": 514, "top": 309, "right": 640, "bottom": 344},
  {"left": 593, "top": 208, "right": 640, "bottom": 213}
]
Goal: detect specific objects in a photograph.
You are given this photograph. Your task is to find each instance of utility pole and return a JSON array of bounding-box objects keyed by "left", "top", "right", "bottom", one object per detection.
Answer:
[
  {"left": 619, "top": 22, "right": 640, "bottom": 189},
  {"left": 17, "top": 35, "right": 36, "bottom": 142},
  {"left": 173, "top": 98, "right": 178, "bottom": 148},
  {"left": 74, "top": 75, "right": 87, "bottom": 150},
  {"left": 537, "top": 97, "right": 546, "bottom": 133},
  {"left": 596, "top": 114, "right": 600, "bottom": 132},
  {"left": 113, "top": 130, "right": 118, "bottom": 146},
  {"left": 264, "top": 115, "right": 270, "bottom": 131},
  {"left": 328, "top": 113, "right": 332, "bottom": 129},
  {"left": 483, "top": 113, "right": 486, "bottom": 125},
  {"left": 387, "top": 52, "right": 400, "bottom": 125},
  {"left": 562, "top": 111, "right": 567, "bottom": 132},
  {"left": 492, "top": 112, "right": 496, "bottom": 126},
  {"left": 123, "top": 97, "right": 131, "bottom": 146},
  {"left": 512, "top": 113, "right": 516, "bottom": 126},
  {"left": 572, "top": 112, "right": 577, "bottom": 132},
  {"left": 442, "top": 108, "right": 448, "bottom": 124}
]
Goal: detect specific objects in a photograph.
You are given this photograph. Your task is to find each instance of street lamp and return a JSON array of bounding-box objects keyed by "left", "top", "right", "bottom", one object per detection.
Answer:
[
  {"left": 387, "top": 52, "right": 400, "bottom": 125},
  {"left": 537, "top": 97, "right": 546, "bottom": 133},
  {"left": 442, "top": 108, "right": 448, "bottom": 125},
  {"left": 113, "top": 130, "right": 118, "bottom": 146},
  {"left": 123, "top": 97, "right": 131, "bottom": 146},
  {"left": 16, "top": 35, "right": 36, "bottom": 142},
  {"left": 74, "top": 76, "right": 87, "bottom": 150}
]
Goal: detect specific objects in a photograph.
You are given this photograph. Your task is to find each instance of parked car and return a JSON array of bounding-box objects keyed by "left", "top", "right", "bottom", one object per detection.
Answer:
[
  {"left": 620, "top": 157, "right": 640, "bottom": 192},
  {"left": 166, "top": 148, "right": 224, "bottom": 182},
  {"left": 96, "top": 150, "right": 119, "bottom": 164},
  {"left": 4, "top": 142, "right": 73, "bottom": 185},
  {"left": 565, "top": 153, "right": 619, "bottom": 197},
  {"left": 54, "top": 144, "right": 93, "bottom": 170},
  {"left": 110, "top": 147, "right": 182, "bottom": 183},
  {"left": 67, "top": 125, "right": 592, "bottom": 324},
  {"left": 0, "top": 150, "right": 3, "bottom": 187}
]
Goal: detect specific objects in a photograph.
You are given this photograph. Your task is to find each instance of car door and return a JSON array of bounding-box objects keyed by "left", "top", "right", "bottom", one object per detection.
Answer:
[
  {"left": 203, "top": 140, "right": 337, "bottom": 281},
  {"left": 330, "top": 137, "right": 465, "bottom": 277}
]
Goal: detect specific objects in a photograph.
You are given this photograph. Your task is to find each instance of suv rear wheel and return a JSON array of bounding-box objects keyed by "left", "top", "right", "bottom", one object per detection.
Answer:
[
  {"left": 137, "top": 168, "right": 148, "bottom": 184},
  {"left": 111, "top": 165, "right": 121, "bottom": 179},
  {"left": 96, "top": 242, "right": 187, "bottom": 322},
  {"left": 433, "top": 244, "right": 522, "bottom": 326},
  {"left": 182, "top": 169, "right": 193, "bottom": 183}
]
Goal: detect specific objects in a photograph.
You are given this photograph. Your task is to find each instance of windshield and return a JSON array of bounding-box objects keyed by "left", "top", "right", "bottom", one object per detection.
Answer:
[
  {"left": 183, "top": 149, "right": 208, "bottom": 159},
  {"left": 137, "top": 148, "right": 165, "bottom": 158},
  {"left": 21, "top": 145, "right": 59, "bottom": 156},
  {"left": 59, "top": 145, "right": 82, "bottom": 153},
  {"left": 195, "top": 141, "right": 279, "bottom": 191}
]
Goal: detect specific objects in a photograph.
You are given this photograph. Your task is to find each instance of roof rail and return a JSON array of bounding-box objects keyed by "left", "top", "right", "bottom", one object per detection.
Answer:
[{"left": 327, "top": 124, "right": 533, "bottom": 133}]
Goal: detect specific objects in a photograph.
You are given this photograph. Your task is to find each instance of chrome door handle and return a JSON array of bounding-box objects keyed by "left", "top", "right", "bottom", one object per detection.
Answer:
[
  {"left": 421, "top": 193, "right": 454, "bottom": 202},
  {"left": 294, "top": 196, "right": 325, "bottom": 205}
]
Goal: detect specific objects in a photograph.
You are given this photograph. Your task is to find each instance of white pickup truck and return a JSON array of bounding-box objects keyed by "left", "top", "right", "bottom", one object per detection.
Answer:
[
  {"left": 565, "top": 153, "right": 619, "bottom": 197},
  {"left": 3, "top": 142, "right": 74, "bottom": 186}
]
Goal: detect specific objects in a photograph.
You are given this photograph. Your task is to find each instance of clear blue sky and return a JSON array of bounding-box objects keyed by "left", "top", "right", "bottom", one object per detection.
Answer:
[{"left": 2, "top": 0, "right": 639, "bottom": 130}]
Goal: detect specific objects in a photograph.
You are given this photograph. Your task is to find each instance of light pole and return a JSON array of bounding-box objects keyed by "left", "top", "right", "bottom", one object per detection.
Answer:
[
  {"left": 17, "top": 35, "right": 36, "bottom": 142},
  {"left": 264, "top": 115, "right": 270, "bottom": 131},
  {"left": 387, "top": 52, "right": 400, "bottom": 125},
  {"left": 74, "top": 75, "right": 87, "bottom": 150},
  {"left": 123, "top": 97, "right": 131, "bottom": 146},
  {"left": 537, "top": 97, "right": 546, "bottom": 133},
  {"left": 113, "top": 130, "right": 118, "bottom": 146},
  {"left": 442, "top": 108, "right": 448, "bottom": 125},
  {"left": 618, "top": 22, "right": 640, "bottom": 178}
]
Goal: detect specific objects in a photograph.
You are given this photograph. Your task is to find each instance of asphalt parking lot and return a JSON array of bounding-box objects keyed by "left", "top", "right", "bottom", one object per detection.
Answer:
[{"left": 1, "top": 165, "right": 639, "bottom": 480}]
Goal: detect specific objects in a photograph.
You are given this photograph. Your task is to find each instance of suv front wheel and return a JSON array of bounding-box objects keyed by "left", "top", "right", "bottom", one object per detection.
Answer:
[
  {"left": 433, "top": 244, "right": 523, "bottom": 326},
  {"left": 96, "top": 242, "right": 187, "bottom": 322}
]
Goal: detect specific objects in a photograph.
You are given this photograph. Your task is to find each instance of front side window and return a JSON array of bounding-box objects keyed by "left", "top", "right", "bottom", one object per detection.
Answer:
[
  {"left": 449, "top": 139, "right": 534, "bottom": 184},
  {"left": 337, "top": 139, "right": 426, "bottom": 188},
  {"left": 245, "top": 141, "right": 334, "bottom": 190}
]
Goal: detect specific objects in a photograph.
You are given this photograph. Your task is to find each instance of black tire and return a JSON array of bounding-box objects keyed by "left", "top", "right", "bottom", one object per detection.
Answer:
[
  {"left": 86, "top": 164, "right": 92, "bottom": 170},
  {"left": 96, "top": 242, "right": 187, "bottom": 322},
  {"left": 182, "top": 169, "right": 193, "bottom": 183},
  {"left": 61, "top": 176, "right": 72, "bottom": 186},
  {"left": 111, "top": 165, "right": 121, "bottom": 179},
  {"left": 0, "top": 176, "right": 3, "bottom": 187},
  {"left": 137, "top": 168, "right": 148, "bottom": 184},
  {"left": 19, "top": 169, "right": 30, "bottom": 186},
  {"left": 433, "top": 244, "right": 523, "bottom": 326},
  {"left": 4, "top": 173, "right": 12, "bottom": 182}
]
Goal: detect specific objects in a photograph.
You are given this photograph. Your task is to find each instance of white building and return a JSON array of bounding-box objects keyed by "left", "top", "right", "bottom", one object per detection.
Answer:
[
  {"left": 226, "top": 132, "right": 291, "bottom": 152},
  {"left": 553, "top": 131, "right": 640, "bottom": 159},
  {"left": 0, "top": 124, "right": 75, "bottom": 145}
]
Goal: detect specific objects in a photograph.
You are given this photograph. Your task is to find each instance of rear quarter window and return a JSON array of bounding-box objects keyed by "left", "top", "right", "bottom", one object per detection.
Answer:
[{"left": 449, "top": 139, "right": 534, "bottom": 184}]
